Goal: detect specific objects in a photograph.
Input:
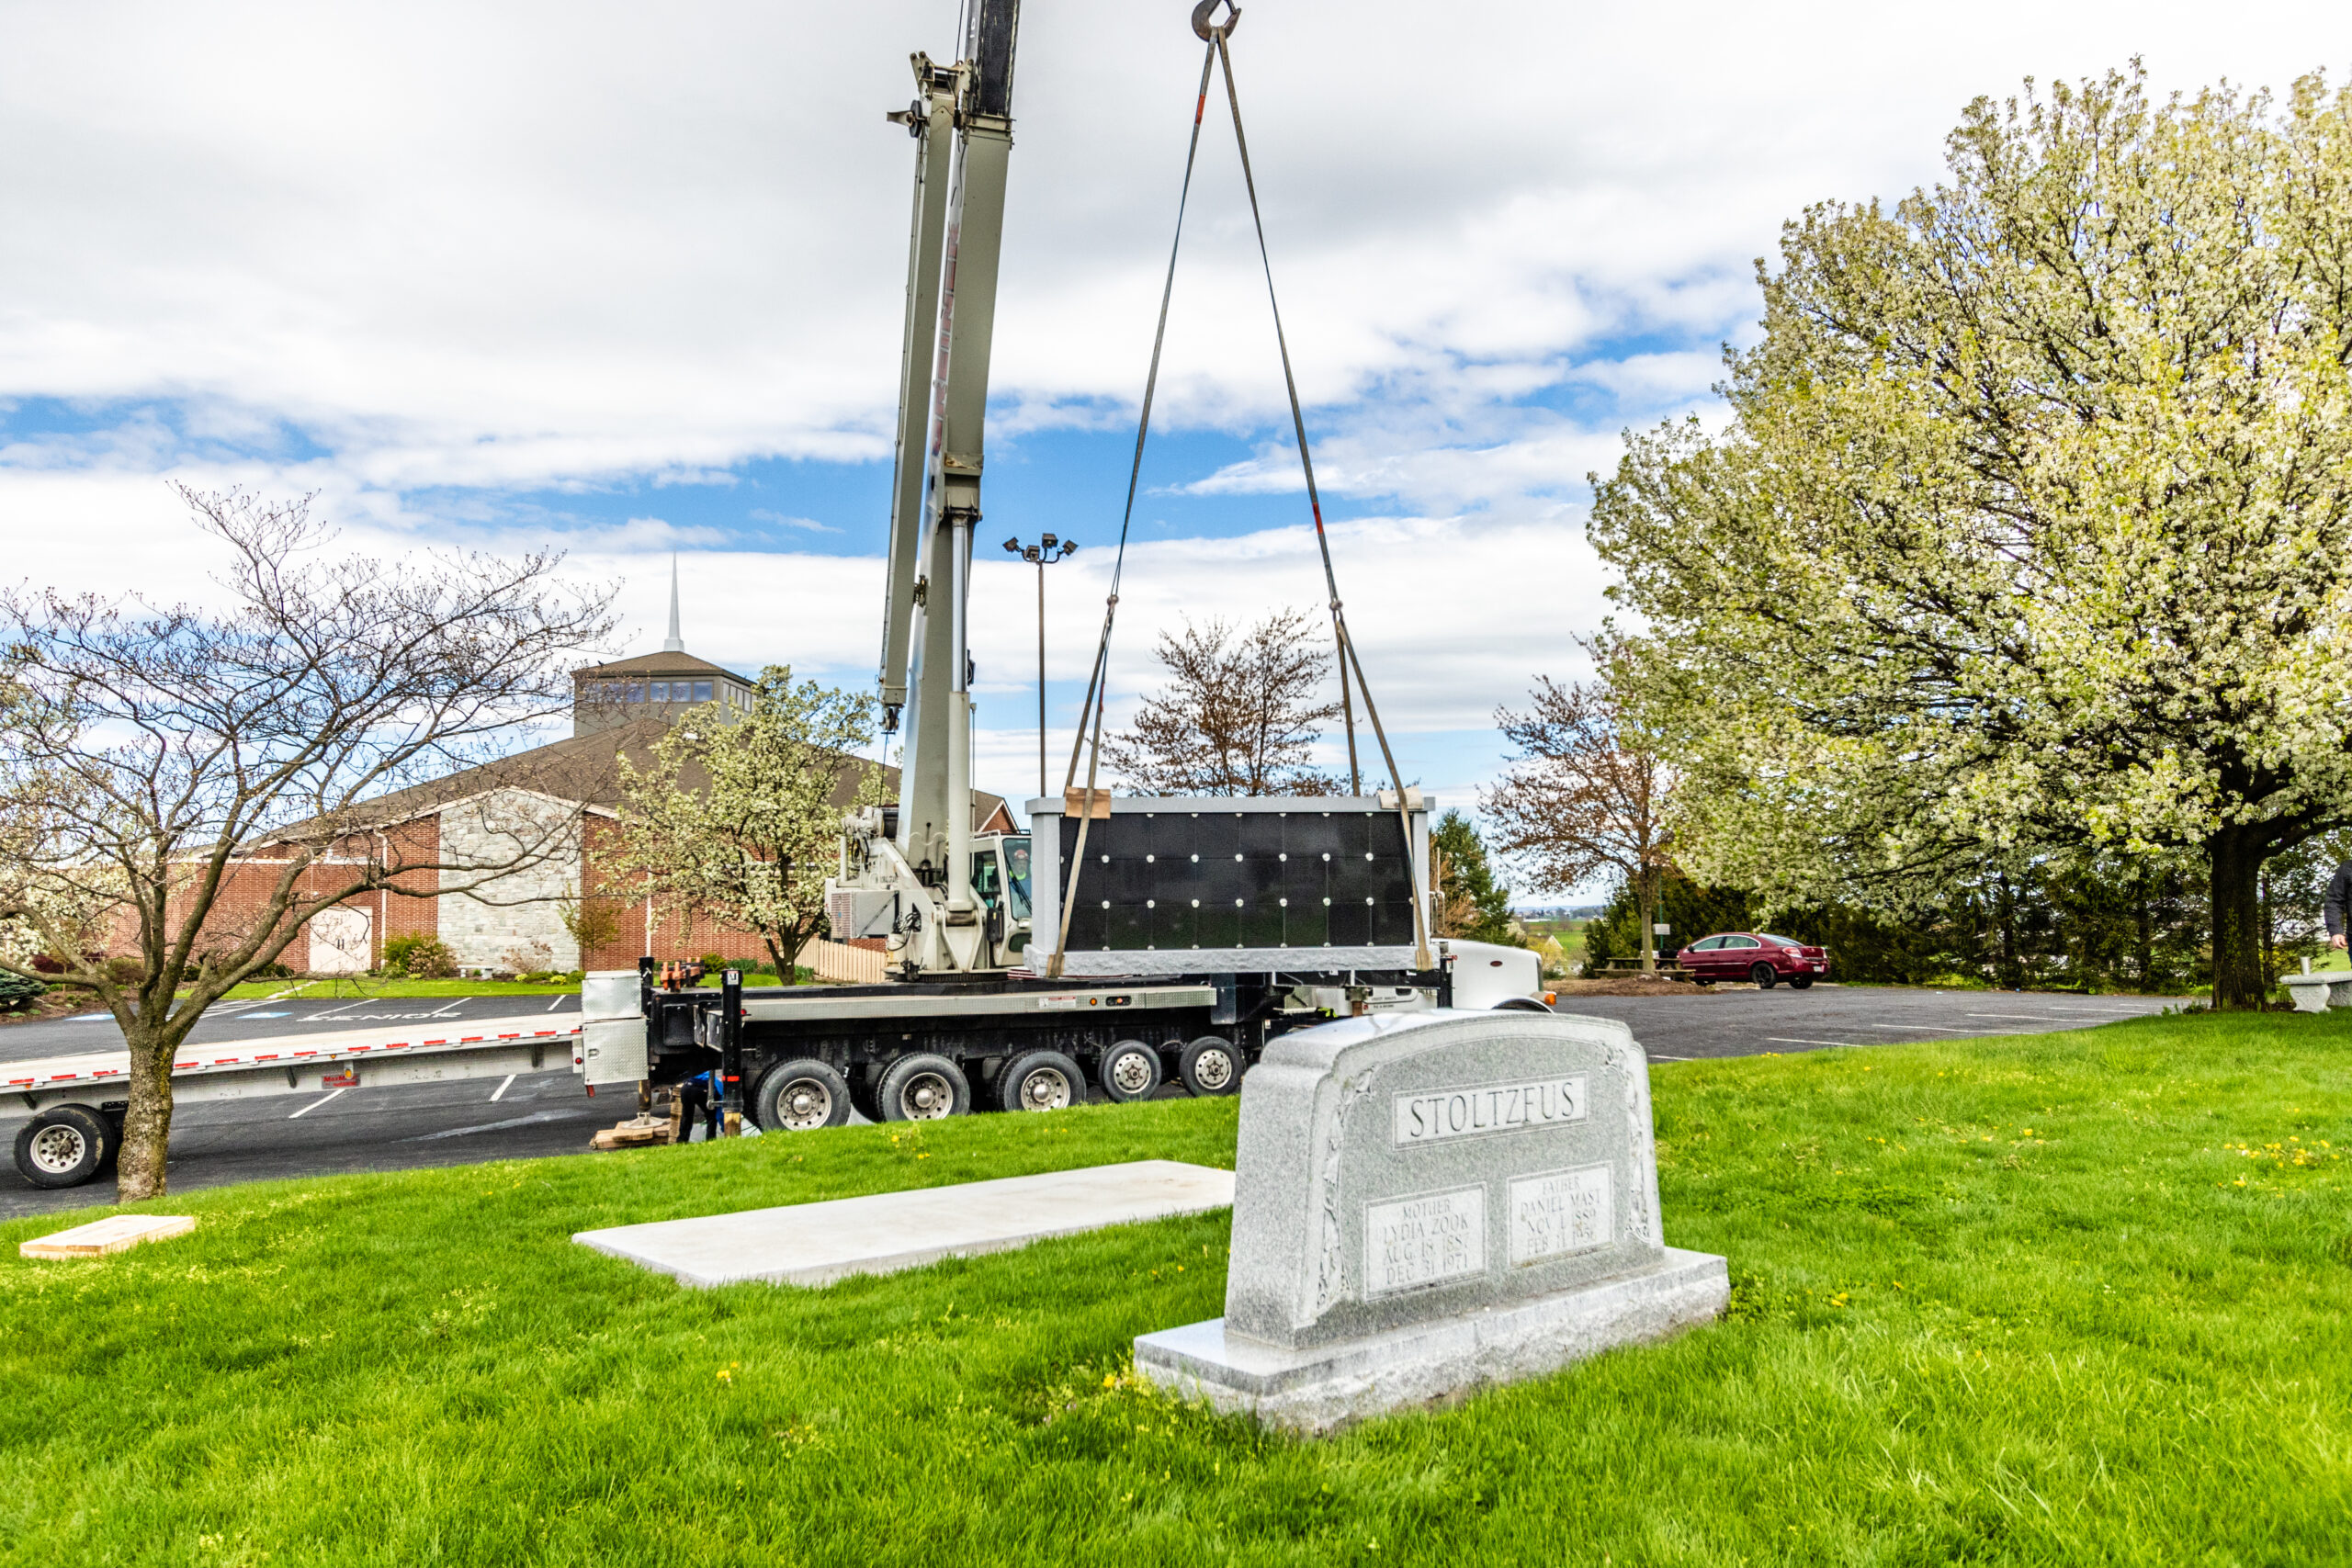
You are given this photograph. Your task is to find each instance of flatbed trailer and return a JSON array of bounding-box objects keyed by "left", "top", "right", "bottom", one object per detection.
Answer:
[
  {"left": 593, "top": 940, "right": 1547, "bottom": 1133},
  {"left": 6, "top": 1016, "right": 582, "bottom": 1189}
]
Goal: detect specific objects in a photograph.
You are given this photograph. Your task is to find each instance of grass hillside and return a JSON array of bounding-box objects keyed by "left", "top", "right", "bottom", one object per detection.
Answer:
[{"left": 4, "top": 1012, "right": 2347, "bottom": 1564}]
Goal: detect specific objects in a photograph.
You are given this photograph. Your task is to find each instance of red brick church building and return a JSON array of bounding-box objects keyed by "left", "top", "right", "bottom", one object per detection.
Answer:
[{"left": 200, "top": 581, "right": 1012, "bottom": 977}]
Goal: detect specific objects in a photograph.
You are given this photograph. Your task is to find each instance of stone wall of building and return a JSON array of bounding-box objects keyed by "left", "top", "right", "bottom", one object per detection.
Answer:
[{"left": 437, "top": 791, "right": 582, "bottom": 973}]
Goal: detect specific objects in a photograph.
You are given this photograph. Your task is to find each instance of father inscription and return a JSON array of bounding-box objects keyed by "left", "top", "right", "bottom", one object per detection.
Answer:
[{"left": 1136, "top": 1010, "right": 1728, "bottom": 1432}]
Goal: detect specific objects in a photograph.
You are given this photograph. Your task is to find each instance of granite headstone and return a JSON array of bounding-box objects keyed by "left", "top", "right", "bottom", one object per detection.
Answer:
[{"left": 1135, "top": 1009, "right": 1727, "bottom": 1432}]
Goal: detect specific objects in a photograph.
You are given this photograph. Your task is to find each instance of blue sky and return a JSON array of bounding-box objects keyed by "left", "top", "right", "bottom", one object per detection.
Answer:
[{"left": 3, "top": 0, "right": 2342, "bottom": 899}]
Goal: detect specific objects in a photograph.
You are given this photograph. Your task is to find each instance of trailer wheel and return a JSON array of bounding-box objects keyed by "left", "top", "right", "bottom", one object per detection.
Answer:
[
  {"left": 878, "top": 1054, "right": 969, "bottom": 1122},
  {"left": 753, "top": 1059, "right": 853, "bottom": 1133},
  {"left": 1179, "top": 1037, "right": 1241, "bottom": 1098},
  {"left": 14, "top": 1105, "right": 110, "bottom": 1190},
  {"left": 1098, "top": 1040, "right": 1162, "bottom": 1104},
  {"left": 999, "top": 1049, "right": 1083, "bottom": 1113}
]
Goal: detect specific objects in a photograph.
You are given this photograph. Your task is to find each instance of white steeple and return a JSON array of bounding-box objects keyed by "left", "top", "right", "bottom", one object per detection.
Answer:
[{"left": 662, "top": 552, "right": 684, "bottom": 653}]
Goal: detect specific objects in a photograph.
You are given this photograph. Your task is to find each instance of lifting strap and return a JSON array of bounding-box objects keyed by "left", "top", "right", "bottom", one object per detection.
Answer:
[{"left": 1050, "top": 1, "right": 1431, "bottom": 976}]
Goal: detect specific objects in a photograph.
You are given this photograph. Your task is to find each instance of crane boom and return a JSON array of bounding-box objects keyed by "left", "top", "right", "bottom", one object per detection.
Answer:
[{"left": 843, "top": 0, "right": 1023, "bottom": 976}]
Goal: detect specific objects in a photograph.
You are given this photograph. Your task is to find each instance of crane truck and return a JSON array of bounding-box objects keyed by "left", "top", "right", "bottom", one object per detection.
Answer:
[{"left": 579, "top": 0, "right": 1548, "bottom": 1134}]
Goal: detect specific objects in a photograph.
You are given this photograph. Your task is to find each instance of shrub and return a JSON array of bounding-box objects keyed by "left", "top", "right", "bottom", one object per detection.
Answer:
[
  {"left": 383, "top": 935, "right": 458, "bottom": 978},
  {"left": 698, "top": 952, "right": 728, "bottom": 973},
  {"left": 105, "top": 956, "right": 144, "bottom": 987},
  {"left": 28, "top": 953, "right": 66, "bottom": 975},
  {"left": 0, "top": 970, "right": 50, "bottom": 1011}
]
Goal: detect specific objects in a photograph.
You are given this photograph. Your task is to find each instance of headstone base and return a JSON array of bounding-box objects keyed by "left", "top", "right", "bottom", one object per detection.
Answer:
[{"left": 1135, "top": 1247, "right": 1728, "bottom": 1434}]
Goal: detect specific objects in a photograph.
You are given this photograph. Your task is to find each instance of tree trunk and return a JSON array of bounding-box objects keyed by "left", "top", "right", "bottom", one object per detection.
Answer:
[
  {"left": 116, "top": 1029, "right": 175, "bottom": 1201},
  {"left": 1636, "top": 869, "right": 1657, "bottom": 976},
  {"left": 2209, "top": 830, "right": 2267, "bottom": 1010},
  {"left": 2134, "top": 874, "right": 2154, "bottom": 988}
]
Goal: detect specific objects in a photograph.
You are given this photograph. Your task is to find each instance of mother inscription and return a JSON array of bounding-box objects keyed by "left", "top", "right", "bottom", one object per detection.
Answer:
[{"left": 1136, "top": 1010, "right": 1728, "bottom": 1432}]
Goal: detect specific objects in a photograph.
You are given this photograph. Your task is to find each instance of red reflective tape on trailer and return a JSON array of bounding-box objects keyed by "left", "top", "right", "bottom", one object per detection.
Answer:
[
  {"left": 499, "top": 1032, "right": 518, "bottom": 1040},
  {"left": 422, "top": 1039, "right": 446, "bottom": 1046},
  {"left": 254, "top": 1055, "right": 277, "bottom": 1062},
  {"left": 7, "top": 1078, "right": 31, "bottom": 1087},
  {"left": 50, "top": 1074, "right": 76, "bottom": 1081}
]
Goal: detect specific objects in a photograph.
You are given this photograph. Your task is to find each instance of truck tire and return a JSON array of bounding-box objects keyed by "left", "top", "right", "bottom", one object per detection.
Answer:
[
  {"left": 878, "top": 1054, "right": 969, "bottom": 1122},
  {"left": 14, "top": 1105, "right": 110, "bottom": 1189},
  {"left": 1179, "top": 1036, "right": 1241, "bottom": 1098},
  {"left": 753, "top": 1059, "right": 854, "bottom": 1133},
  {"left": 999, "top": 1049, "right": 1083, "bottom": 1113},
  {"left": 1098, "top": 1039, "right": 1163, "bottom": 1104}
]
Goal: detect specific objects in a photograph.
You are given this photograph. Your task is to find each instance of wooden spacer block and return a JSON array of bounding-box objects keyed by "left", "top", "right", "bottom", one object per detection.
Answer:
[{"left": 20, "top": 1214, "right": 196, "bottom": 1260}]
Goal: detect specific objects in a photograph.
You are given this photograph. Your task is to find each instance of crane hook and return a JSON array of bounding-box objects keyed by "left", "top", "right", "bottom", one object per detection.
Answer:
[{"left": 1191, "top": 0, "right": 1240, "bottom": 41}]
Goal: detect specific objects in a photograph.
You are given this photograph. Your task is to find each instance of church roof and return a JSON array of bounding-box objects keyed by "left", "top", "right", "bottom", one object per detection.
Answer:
[
  {"left": 255, "top": 719, "right": 1012, "bottom": 843},
  {"left": 573, "top": 650, "right": 740, "bottom": 680}
]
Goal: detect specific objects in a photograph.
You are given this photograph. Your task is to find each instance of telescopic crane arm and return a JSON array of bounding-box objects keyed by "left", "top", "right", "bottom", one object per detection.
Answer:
[{"left": 876, "top": 0, "right": 1019, "bottom": 934}]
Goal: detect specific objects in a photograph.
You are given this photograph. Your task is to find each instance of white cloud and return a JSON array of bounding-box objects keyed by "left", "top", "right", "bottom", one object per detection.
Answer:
[
  {"left": 749, "top": 508, "right": 842, "bottom": 534},
  {"left": 3, "top": 0, "right": 2342, "bottom": 828}
]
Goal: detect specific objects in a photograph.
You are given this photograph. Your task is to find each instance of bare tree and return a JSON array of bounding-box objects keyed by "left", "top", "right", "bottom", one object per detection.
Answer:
[
  {"left": 1483, "top": 665, "right": 1672, "bottom": 974},
  {"left": 0, "top": 488, "right": 616, "bottom": 1199},
  {"left": 1104, "top": 608, "right": 1342, "bottom": 795}
]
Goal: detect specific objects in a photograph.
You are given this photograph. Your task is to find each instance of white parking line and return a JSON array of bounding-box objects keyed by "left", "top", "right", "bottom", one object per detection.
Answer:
[
  {"left": 545, "top": 997, "right": 566, "bottom": 1011},
  {"left": 490, "top": 1074, "right": 515, "bottom": 1102},
  {"left": 1966, "top": 1012, "right": 2098, "bottom": 1022},
  {"left": 288, "top": 1087, "right": 348, "bottom": 1119},
  {"left": 1766, "top": 1036, "right": 1870, "bottom": 1048},
  {"left": 1649, "top": 1054, "right": 1693, "bottom": 1061},
  {"left": 402, "top": 1110, "right": 575, "bottom": 1142},
  {"left": 1867, "top": 1024, "right": 1967, "bottom": 1032}
]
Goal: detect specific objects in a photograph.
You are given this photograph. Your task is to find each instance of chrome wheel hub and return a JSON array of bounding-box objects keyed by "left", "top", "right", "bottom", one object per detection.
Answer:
[
  {"left": 777, "top": 1079, "right": 831, "bottom": 1132},
  {"left": 1109, "top": 1051, "right": 1154, "bottom": 1095},
  {"left": 901, "top": 1073, "right": 953, "bottom": 1119},
  {"left": 1020, "top": 1068, "right": 1072, "bottom": 1111},
  {"left": 1193, "top": 1048, "right": 1234, "bottom": 1091},
  {"left": 28, "top": 1125, "right": 86, "bottom": 1175}
]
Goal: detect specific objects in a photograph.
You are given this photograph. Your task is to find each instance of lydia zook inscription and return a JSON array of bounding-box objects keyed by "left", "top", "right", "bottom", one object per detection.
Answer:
[
  {"left": 1364, "top": 1186, "right": 1486, "bottom": 1295},
  {"left": 1393, "top": 1076, "right": 1588, "bottom": 1145}
]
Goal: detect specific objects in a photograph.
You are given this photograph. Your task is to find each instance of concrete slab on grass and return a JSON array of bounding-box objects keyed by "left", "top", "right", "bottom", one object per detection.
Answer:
[
  {"left": 21, "top": 1214, "right": 195, "bottom": 1259},
  {"left": 572, "top": 1158, "right": 1236, "bottom": 1288}
]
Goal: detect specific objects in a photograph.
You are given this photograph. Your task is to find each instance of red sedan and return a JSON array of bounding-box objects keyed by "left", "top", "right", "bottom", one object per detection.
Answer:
[{"left": 1677, "top": 931, "right": 1829, "bottom": 989}]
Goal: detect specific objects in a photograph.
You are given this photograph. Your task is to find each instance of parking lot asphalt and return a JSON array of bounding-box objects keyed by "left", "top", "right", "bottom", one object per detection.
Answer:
[
  {"left": 1, "top": 984, "right": 2177, "bottom": 1219},
  {"left": 1548, "top": 983, "right": 2177, "bottom": 1060}
]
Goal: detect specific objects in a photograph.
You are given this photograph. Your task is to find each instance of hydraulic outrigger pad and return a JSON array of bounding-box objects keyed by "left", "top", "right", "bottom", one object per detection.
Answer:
[{"left": 1192, "top": 0, "right": 1239, "bottom": 40}]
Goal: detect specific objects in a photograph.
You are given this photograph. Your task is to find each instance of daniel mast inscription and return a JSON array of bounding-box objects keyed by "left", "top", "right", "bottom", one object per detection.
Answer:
[{"left": 1509, "top": 1165, "right": 1611, "bottom": 1266}]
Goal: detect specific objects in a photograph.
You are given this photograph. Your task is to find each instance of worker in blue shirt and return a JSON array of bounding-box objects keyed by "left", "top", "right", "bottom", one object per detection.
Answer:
[{"left": 677, "top": 1066, "right": 722, "bottom": 1144}]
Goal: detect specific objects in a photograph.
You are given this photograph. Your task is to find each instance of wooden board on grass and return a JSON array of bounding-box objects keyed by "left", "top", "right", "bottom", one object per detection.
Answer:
[{"left": 20, "top": 1214, "right": 196, "bottom": 1260}]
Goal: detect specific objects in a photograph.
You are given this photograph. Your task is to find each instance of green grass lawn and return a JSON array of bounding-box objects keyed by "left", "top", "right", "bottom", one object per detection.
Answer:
[{"left": 5, "top": 1013, "right": 2348, "bottom": 1564}]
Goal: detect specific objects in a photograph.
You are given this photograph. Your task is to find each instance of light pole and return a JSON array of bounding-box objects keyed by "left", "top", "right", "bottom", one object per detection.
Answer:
[{"left": 1003, "top": 533, "right": 1078, "bottom": 801}]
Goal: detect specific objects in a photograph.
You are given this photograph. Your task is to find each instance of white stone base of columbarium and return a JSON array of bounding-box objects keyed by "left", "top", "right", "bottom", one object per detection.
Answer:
[{"left": 1136, "top": 1246, "right": 1728, "bottom": 1435}]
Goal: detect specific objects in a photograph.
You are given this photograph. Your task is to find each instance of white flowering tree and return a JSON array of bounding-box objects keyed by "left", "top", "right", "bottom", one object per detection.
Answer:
[
  {"left": 0, "top": 489, "right": 615, "bottom": 1197},
  {"left": 1589, "top": 67, "right": 2352, "bottom": 1010},
  {"left": 607, "top": 667, "right": 884, "bottom": 981}
]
